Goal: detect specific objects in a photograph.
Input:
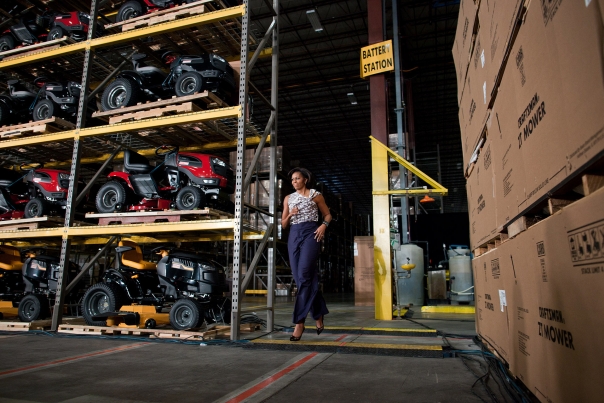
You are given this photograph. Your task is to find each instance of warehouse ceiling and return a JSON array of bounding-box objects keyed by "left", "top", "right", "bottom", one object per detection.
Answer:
[{"left": 0, "top": 0, "right": 466, "bottom": 216}]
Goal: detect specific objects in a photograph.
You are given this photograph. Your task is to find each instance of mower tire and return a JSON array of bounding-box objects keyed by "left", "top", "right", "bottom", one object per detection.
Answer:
[
  {"left": 116, "top": 1, "right": 144, "bottom": 22},
  {"left": 96, "top": 181, "right": 128, "bottom": 213},
  {"left": 24, "top": 198, "right": 48, "bottom": 218},
  {"left": 47, "top": 26, "right": 65, "bottom": 42},
  {"left": 0, "top": 35, "right": 15, "bottom": 52},
  {"left": 33, "top": 99, "right": 56, "bottom": 121},
  {"left": 175, "top": 71, "right": 204, "bottom": 97},
  {"left": 81, "top": 282, "right": 127, "bottom": 326},
  {"left": 18, "top": 294, "right": 49, "bottom": 322},
  {"left": 170, "top": 298, "right": 205, "bottom": 330},
  {"left": 175, "top": 186, "right": 205, "bottom": 210},
  {"left": 101, "top": 77, "right": 141, "bottom": 111}
]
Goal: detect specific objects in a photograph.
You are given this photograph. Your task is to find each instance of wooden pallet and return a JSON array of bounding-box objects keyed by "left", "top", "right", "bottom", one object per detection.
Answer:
[
  {"left": 108, "top": 101, "right": 203, "bottom": 124},
  {"left": 91, "top": 91, "right": 228, "bottom": 121},
  {"left": 57, "top": 323, "right": 228, "bottom": 340},
  {"left": 473, "top": 172, "right": 604, "bottom": 257},
  {"left": 104, "top": 1, "right": 208, "bottom": 32},
  {"left": 0, "top": 320, "right": 52, "bottom": 332},
  {"left": 0, "top": 117, "right": 76, "bottom": 139},
  {"left": 0, "top": 36, "right": 76, "bottom": 61},
  {"left": 0, "top": 216, "right": 67, "bottom": 231},
  {"left": 85, "top": 209, "right": 233, "bottom": 226},
  {"left": 473, "top": 233, "right": 509, "bottom": 257}
]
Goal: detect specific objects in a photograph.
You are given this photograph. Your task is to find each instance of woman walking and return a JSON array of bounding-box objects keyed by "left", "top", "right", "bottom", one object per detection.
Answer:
[{"left": 281, "top": 167, "right": 331, "bottom": 342}]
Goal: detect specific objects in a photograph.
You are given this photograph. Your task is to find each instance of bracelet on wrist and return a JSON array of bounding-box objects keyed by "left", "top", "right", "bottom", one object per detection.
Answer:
[{"left": 322, "top": 220, "right": 330, "bottom": 228}]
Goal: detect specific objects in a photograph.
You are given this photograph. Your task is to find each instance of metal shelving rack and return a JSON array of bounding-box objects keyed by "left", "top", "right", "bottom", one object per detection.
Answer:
[{"left": 0, "top": 0, "right": 279, "bottom": 340}]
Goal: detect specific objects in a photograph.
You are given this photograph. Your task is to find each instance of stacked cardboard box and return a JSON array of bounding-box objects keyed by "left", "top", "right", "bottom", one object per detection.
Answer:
[
  {"left": 473, "top": 186, "right": 604, "bottom": 401},
  {"left": 455, "top": 0, "right": 604, "bottom": 400},
  {"left": 457, "top": 0, "right": 604, "bottom": 250}
]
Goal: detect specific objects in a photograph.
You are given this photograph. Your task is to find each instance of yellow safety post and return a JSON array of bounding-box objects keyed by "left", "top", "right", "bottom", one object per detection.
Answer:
[
  {"left": 371, "top": 137, "right": 392, "bottom": 320},
  {"left": 370, "top": 136, "right": 448, "bottom": 320}
]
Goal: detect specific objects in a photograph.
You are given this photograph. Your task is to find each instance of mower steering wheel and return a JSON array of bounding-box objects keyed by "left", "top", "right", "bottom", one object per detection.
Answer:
[
  {"left": 33, "top": 77, "right": 47, "bottom": 88},
  {"left": 161, "top": 51, "right": 179, "bottom": 65},
  {"left": 19, "top": 162, "right": 43, "bottom": 171},
  {"left": 150, "top": 245, "right": 173, "bottom": 259},
  {"left": 155, "top": 145, "right": 179, "bottom": 157}
]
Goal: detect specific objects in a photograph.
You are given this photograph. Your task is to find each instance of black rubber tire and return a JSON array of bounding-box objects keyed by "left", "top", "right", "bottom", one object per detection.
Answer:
[
  {"left": 24, "top": 198, "right": 48, "bottom": 218},
  {"left": 174, "top": 71, "right": 204, "bottom": 97},
  {"left": 81, "top": 282, "right": 126, "bottom": 326},
  {"left": 0, "top": 35, "right": 15, "bottom": 51},
  {"left": 47, "top": 26, "right": 65, "bottom": 41},
  {"left": 18, "top": 294, "right": 49, "bottom": 322},
  {"left": 170, "top": 298, "right": 204, "bottom": 330},
  {"left": 175, "top": 186, "right": 205, "bottom": 210},
  {"left": 145, "top": 318, "right": 156, "bottom": 329},
  {"left": 101, "top": 78, "right": 141, "bottom": 111},
  {"left": 116, "top": 1, "right": 144, "bottom": 22},
  {"left": 33, "top": 99, "right": 55, "bottom": 121},
  {"left": 0, "top": 102, "right": 10, "bottom": 127},
  {"left": 96, "top": 181, "right": 128, "bottom": 213}
]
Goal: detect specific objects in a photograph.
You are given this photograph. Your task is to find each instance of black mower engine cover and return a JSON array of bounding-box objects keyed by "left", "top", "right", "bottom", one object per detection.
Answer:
[
  {"left": 22, "top": 256, "right": 78, "bottom": 293},
  {"left": 157, "top": 250, "right": 228, "bottom": 296}
]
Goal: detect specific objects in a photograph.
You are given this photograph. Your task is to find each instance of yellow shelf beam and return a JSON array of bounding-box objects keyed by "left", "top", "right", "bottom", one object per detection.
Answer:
[
  {"left": 68, "top": 219, "right": 235, "bottom": 236},
  {"left": 0, "top": 6, "right": 246, "bottom": 69},
  {"left": 0, "top": 107, "right": 241, "bottom": 149}
]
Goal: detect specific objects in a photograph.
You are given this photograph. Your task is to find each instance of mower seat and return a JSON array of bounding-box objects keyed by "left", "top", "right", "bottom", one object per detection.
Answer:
[
  {"left": 0, "top": 245, "right": 22, "bottom": 271},
  {"left": 123, "top": 150, "right": 153, "bottom": 174},
  {"left": 118, "top": 241, "right": 156, "bottom": 271}
]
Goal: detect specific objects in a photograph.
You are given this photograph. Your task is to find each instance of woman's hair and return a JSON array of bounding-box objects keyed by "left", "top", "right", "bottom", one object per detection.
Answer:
[{"left": 288, "top": 167, "right": 313, "bottom": 185}]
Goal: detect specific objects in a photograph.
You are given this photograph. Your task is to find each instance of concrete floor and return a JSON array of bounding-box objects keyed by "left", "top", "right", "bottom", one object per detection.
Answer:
[{"left": 0, "top": 294, "right": 511, "bottom": 403}]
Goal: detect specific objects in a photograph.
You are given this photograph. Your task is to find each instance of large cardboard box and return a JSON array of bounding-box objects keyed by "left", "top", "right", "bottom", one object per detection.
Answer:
[
  {"left": 478, "top": 0, "right": 523, "bottom": 100},
  {"left": 353, "top": 236, "right": 375, "bottom": 306},
  {"left": 472, "top": 246, "right": 514, "bottom": 367},
  {"left": 494, "top": 0, "right": 604, "bottom": 218},
  {"left": 458, "top": 26, "right": 491, "bottom": 167},
  {"left": 503, "top": 186, "right": 604, "bottom": 402},
  {"left": 489, "top": 75, "right": 527, "bottom": 226},
  {"left": 466, "top": 134, "right": 498, "bottom": 249},
  {"left": 453, "top": 0, "right": 480, "bottom": 102}
]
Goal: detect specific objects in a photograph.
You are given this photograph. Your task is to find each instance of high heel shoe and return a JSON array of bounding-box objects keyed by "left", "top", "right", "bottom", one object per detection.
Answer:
[
  {"left": 316, "top": 316, "right": 324, "bottom": 335},
  {"left": 290, "top": 324, "right": 305, "bottom": 342}
]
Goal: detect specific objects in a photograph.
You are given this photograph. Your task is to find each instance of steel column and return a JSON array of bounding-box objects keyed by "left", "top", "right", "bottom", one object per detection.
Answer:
[
  {"left": 231, "top": 0, "right": 251, "bottom": 341},
  {"left": 267, "top": 1, "right": 278, "bottom": 331},
  {"left": 368, "top": 0, "right": 388, "bottom": 145},
  {"left": 392, "top": 0, "right": 409, "bottom": 244},
  {"left": 51, "top": 0, "right": 100, "bottom": 331}
]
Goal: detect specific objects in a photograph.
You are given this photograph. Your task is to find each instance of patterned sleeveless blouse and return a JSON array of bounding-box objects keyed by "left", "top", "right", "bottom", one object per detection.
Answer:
[{"left": 288, "top": 189, "right": 321, "bottom": 225}]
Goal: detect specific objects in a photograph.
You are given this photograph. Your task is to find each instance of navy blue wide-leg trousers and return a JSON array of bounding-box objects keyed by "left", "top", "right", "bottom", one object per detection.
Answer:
[{"left": 288, "top": 221, "right": 329, "bottom": 324}]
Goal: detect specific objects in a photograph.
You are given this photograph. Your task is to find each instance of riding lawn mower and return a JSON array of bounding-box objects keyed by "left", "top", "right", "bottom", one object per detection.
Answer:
[
  {"left": 95, "top": 145, "right": 235, "bottom": 214},
  {"left": 81, "top": 240, "right": 231, "bottom": 330}
]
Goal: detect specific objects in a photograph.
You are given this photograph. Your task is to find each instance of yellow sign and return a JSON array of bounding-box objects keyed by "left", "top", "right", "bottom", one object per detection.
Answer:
[{"left": 360, "top": 40, "right": 394, "bottom": 78}]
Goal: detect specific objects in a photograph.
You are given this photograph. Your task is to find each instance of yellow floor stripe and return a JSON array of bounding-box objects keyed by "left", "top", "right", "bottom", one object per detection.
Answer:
[
  {"left": 421, "top": 306, "right": 475, "bottom": 314},
  {"left": 251, "top": 339, "right": 442, "bottom": 351},
  {"left": 324, "top": 326, "right": 436, "bottom": 333}
]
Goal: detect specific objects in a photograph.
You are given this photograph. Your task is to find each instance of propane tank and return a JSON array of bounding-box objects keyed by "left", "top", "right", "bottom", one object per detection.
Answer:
[
  {"left": 448, "top": 245, "right": 473, "bottom": 302},
  {"left": 393, "top": 243, "right": 424, "bottom": 306}
]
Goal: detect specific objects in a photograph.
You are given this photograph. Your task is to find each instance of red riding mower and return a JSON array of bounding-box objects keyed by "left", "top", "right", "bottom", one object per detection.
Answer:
[
  {"left": 81, "top": 240, "right": 230, "bottom": 330},
  {"left": 95, "top": 146, "right": 235, "bottom": 214},
  {"left": 0, "top": 11, "right": 100, "bottom": 52},
  {"left": 0, "top": 245, "right": 25, "bottom": 319},
  {"left": 0, "top": 163, "right": 84, "bottom": 220}
]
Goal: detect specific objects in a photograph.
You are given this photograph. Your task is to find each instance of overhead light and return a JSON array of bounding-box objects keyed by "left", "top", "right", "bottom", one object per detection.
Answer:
[
  {"left": 347, "top": 92, "right": 357, "bottom": 105},
  {"left": 306, "top": 9, "right": 324, "bottom": 32}
]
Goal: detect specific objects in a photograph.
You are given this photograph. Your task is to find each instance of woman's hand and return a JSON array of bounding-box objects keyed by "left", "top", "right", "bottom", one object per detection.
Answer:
[
  {"left": 314, "top": 224, "right": 326, "bottom": 242},
  {"left": 290, "top": 206, "right": 299, "bottom": 216}
]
